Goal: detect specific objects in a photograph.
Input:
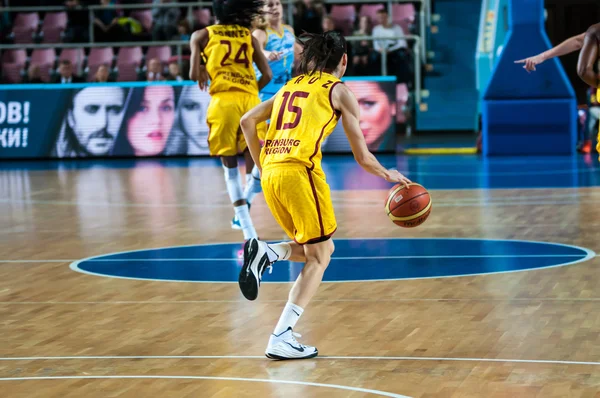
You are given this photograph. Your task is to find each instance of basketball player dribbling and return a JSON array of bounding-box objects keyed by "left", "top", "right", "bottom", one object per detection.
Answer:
[
  {"left": 238, "top": 31, "right": 411, "bottom": 360},
  {"left": 189, "top": 0, "right": 272, "bottom": 241}
]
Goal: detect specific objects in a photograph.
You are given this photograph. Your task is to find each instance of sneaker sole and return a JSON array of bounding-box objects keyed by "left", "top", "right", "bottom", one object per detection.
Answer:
[
  {"left": 265, "top": 350, "right": 319, "bottom": 360},
  {"left": 238, "top": 239, "right": 262, "bottom": 301}
]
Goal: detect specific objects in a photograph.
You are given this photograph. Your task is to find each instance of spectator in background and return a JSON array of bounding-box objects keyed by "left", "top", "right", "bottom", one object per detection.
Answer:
[
  {"left": 152, "top": 0, "right": 180, "bottom": 41},
  {"left": 174, "top": 19, "right": 191, "bottom": 56},
  {"left": 294, "top": 0, "right": 324, "bottom": 34},
  {"left": 373, "top": 9, "right": 412, "bottom": 86},
  {"left": 166, "top": 61, "right": 183, "bottom": 81},
  {"left": 22, "top": 65, "right": 44, "bottom": 84},
  {"left": 64, "top": 0, "right": 90, "bottom": 43},
  {"left": 581, "top": 87, "right": 600, "bottom": 154},
  {"left": 93, "top": 0, "right": 118, "bottom": 42},
  {"left": 352, "top": 15, "right": 374, "bottom": 76},
  {"left": 52, "top": 59, "right": 84, "bottom": 83},
  {"left": 141, "top": 58, "right": 165, "bottom": 81},
  {"left": 93, "top": 64, "right": 115, "bottom": 82}
]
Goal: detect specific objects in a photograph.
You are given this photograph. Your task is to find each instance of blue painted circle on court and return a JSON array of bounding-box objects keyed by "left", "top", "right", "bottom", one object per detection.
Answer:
[{"left": 70, "top": 238, "right": 595, "bottom": 283}]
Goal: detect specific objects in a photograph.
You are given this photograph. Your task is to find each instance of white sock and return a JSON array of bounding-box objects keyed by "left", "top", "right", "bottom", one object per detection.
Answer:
[
  {"left": 273, "top": 302, "right": 304, "bottom": 335},
  {"left": 244, "top": 166, "right": 262, "bottom": 205},
  {"left": 234, "top": 205, "right": 257, "bottom": 240},
  {"left": 267, "top": 242, "right": 292, "bottom": 262}
]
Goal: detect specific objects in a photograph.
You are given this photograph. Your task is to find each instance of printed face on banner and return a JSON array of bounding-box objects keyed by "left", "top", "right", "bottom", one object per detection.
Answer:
[
  {"left": 178, "top": 85, "right": 211, "bottom": 155},
  {"left": 67, "top": 87, "right": 126, "bottom": 156}
]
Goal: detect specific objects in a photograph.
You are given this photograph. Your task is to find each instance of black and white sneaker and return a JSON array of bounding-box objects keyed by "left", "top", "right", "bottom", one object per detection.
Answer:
[
  {"left": 265, "top": 327, "right": 318, "bottom": 360},
  {"left": 238, "top": 238, "right": 273, "bottom": 301}
]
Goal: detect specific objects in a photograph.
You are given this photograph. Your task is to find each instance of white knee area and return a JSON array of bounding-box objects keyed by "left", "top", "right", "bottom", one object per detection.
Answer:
[{"left": 223, "top": 165, "right": 244, "bottom": 203}]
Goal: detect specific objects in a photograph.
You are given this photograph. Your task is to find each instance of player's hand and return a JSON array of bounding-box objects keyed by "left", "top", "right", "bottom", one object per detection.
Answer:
[
  {"left": 514, "top": 55, "right": 544, "bottom": 72},
  {"left": 384, "top": 169, "right": 411, "bottom": 185},
  {"left": 196, "top": 65, "right": 210, "bottom": 91},
  {"left": 268, "top": 51, "right": 283, "bottom": 61}
]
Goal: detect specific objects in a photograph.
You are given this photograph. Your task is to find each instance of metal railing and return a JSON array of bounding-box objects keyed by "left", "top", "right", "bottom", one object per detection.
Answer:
[
  {"left": 0, "top": 34, "right": 420, "bottom": 103},
  {"left": 2, "top": 0, "right": 430, "bottom": 62}
]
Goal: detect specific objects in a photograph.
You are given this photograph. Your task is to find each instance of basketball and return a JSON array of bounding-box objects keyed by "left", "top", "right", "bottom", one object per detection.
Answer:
[{"left": 385, "top": 183, "right": 432, "bottom": 228}]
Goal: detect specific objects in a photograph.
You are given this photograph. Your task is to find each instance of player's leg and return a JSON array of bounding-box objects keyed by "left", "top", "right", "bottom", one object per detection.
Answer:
[
  {"left": 231, "top": 148, "right": 259, "bottom": 230},
  {"left": 264, "top": 238, "right": 333, "bottom": 360},
  {"left": 221, "top": 155, "right": 257, "bottom": 240}
]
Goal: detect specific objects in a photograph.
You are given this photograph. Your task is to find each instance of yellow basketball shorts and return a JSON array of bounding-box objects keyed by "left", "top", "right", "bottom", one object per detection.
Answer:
[
  {"left": 262, "top": 165, "right": 337, "bottom": 244},
  {"left": 206, "top": 91, "right": 266, "bottom": 157}
]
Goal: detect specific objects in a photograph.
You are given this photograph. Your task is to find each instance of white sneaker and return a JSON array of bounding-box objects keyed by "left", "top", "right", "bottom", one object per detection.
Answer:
[
  {"left": 238, "top": 238, "right": 273, "bottom": 301},
  {"left": 265, "top": 327, "right": 318, "bottom": 360}
]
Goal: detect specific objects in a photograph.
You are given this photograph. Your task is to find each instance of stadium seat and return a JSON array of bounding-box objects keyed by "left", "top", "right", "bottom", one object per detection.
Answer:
[
  {"left": 40, "top": 12, "right": 68, "bottom": 43},
  {"left": 146, "top": 46, "right": 172, "bottom": 65},
  {"left": 329, "top": 5, "right": 356, "bottom": 36},
  {"left": 391, "top": 3, "right": 415, "bottom": 33},
  {"left": 11, "top": 13, "right": 40, "bottom": 44},
  {"left": 59, "top": 48, "right": 86, "bottom": 72},
  {"left": 359, "top": 4, "right": 385, "bottom": 22},
  {"left": 30, "top": 48, "right": 57, "bottom": 82},
  {"left": 1, "top": 50, "right": 27, "bottom": 83},
  {"left": 116, "top": 46, "right": 143, "bottom": 82},
  {"left": 86, "top": 47, "right": 115, "bottom": 81}
]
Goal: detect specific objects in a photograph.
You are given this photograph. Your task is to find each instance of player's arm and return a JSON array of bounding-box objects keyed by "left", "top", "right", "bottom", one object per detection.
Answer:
[
  {"left": 252, "top": 36, "right": 273, "bottom": 91},
  {"left": 332, "top": 83, "right": 410, "bottom": 184},
  {"left": 577, "top": 24, "right": 600, "bottom": 88},
  {"left": 515, "top": 32, "right": 585, "bottom": 72},
  {"left": 240, "top": 96, "right": 277, "bottom": 173},
  {"left": 253, "top": 28, "right": 282, "bottom": 61},
  {"left": 189, "top": 29, "right": 210, "bottom": 90}
]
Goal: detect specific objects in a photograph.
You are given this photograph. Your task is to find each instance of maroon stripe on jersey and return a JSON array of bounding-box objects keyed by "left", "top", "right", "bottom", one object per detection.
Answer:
[
  {"left": 308, "top": 111, "right": 336, "bottom": 171},
  {"left": 328, "top": 81, "right": 341, "bottom": 112},
  {"left": 306, "top": 167, "right": 325, "bottom": 238},
  {"left": 294, "top": 227, "right": 337, "bottom": 245}
]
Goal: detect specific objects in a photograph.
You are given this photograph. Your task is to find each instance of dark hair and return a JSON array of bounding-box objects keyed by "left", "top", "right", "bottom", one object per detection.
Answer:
[
  {"left": 213, "top": 0, "right": 265, "bottom": 28},
  {"left": 376, "top": 8, "right": 388, "bottom": 15},
  {"left": 297, "top": 31, "right": 347, "bottom": 76}
]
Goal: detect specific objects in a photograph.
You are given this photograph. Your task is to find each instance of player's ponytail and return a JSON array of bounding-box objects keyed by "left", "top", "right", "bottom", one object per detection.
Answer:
[{"left": 297, "top": 31, "right": 347, "bottom": 76}]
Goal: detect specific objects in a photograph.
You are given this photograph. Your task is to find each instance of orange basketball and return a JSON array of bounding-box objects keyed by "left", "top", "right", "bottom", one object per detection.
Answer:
[{"left": 384, "top": 183, "right": 432, "bottom": 228}]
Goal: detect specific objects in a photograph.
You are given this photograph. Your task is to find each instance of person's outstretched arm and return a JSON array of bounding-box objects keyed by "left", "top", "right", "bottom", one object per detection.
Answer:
[{"left": 515, "top": 32, "right": 585, "bottom": 72}]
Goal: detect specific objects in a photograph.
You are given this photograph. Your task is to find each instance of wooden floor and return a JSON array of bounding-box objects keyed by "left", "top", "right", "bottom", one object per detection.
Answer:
[{"left": 1, "top": 157, "right": 600, "bottom": 397}]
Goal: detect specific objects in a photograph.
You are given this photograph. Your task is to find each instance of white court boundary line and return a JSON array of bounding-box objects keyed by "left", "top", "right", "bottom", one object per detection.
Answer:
[
  {"left": 0, "top": 374, "right": 410, "bottom": 398},
  {"left": 0, "top": 355, "right": 598, "bottom": 367},
  {"left": 68, "top": 237, "right": 597, "bottom": 284}
]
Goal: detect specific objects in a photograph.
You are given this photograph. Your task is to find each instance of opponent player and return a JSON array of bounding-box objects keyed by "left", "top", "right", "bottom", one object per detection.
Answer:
[
  {"left": 189, "top": 0, "right": 272, "bottom": 240},
  {"left": 238, "top": 31, "right": 411, "bottom": 360},
  {"left": 231, "top": 0, "right": 300, "bottom": 230}
]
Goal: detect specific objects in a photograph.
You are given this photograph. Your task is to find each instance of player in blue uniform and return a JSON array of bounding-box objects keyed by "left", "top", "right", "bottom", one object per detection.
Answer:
[{"left": 232, "top": 0, "right": 299, "bottom": 230}]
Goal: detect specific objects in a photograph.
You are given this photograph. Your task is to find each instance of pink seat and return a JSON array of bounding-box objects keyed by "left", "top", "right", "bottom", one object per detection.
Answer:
[
  {"left": 359, "top": 4, "right": 385, "bottom": 22},
  {"left": 194, "top": 9, "right": 212, "bottom": 27},
  {"left": 396, "top": 83, "right": 409, "bottom": 123},
  {"left": 391, "top": 3, "right": 415, "bottom": 33},
  {"left": 146, "top": 46, "right": 172, "bottom": 65},
  {"left": 2, "top": 50, "right": 27, "bottom": 83},
  {"left": 30, "top": 48, "right": 57, "bottom": 82},
  {"left": 130, "top": 10, "right": 153, "bottom": 32},
  {"left": 116, "top": 46, "right": 143, "bottom": 82},
  {"left": 41, "top": 12, "right": 68, "bottom": 43},
  {"left": 59, "top": 48, "right": 86, "bottom": 71},
  {"left": 11, "top": 13, "right": 40, "bottom": 44},
  {"left": 87, "top": 47, "right": 115, "bottom": 80},
  {"left": 330, "top": 5, "right": 356, "bottom": 36}
]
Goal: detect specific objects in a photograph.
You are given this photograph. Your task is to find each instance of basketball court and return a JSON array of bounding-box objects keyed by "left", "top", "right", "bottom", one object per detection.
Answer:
[{"left": 1, "top": 154, "right": 600, "bottom": 397}]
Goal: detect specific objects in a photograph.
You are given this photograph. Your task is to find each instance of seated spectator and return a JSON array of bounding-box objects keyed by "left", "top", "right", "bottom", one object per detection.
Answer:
[
  {"left": 175, "top": 19, "right": 191, "bottom": 56},
  {"left": 64, "top": 0, "right": 90, "bottom": 43},
  {"left": 352, "top": 15, "right": 375, "bottom": 76},
  {"left": 373, "top": 9, "right": 412, "bottom": 85},
  {"left": 22, "top": 65, "right": 44, "bottom": 84},
  {"left": 93, "top": 64, "right": 115, "bottom": 82},
  {"left": 52, "top": 59, "right": 84, "bottom": 83},
  {"left": 140, "top": 58, "right": 165, "bottom": 81},
  {"left": 152, "top": 0, "right": 180, "bottom": 41},
  {"left": 165, "top": 61, "right": 183, "bottom": 81},
  {"left": 294, "top": 0, "right": 324, "bottom": 34},
  {"left": 93, "top": 0, "right": 118, "bottom": 42}
]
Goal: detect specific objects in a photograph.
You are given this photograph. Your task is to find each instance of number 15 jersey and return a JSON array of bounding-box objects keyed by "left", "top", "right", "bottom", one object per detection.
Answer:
[
  {"left": 204, "top": 24, "right": 259, "bottom": 97},
  {"left": 261, "top": 72, "right": 342, "bottom": 174}
]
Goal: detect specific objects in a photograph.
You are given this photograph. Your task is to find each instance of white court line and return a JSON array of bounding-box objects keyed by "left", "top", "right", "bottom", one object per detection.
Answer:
[
  {"left": 0, "top": 374, "right": 410, "bottom": 398},
  {"left": 0, "top": 355, "right": 597, "bottom": 367},
  {"left": 0, "top": 254, "right": 584, "bottom": 263}
]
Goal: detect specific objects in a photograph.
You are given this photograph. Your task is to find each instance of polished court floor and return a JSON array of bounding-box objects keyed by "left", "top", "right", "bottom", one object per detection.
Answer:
[{"left": 1, "top": 154, "right": 600, "bottom": 397}]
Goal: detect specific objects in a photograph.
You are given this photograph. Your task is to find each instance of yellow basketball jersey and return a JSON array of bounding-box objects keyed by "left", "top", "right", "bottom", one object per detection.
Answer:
[
  {"left": 204, "top": 25, "right": 259, "bottom": 96},
  {"left": 261, "top": 73, "right": 342, "bottom": 173}
]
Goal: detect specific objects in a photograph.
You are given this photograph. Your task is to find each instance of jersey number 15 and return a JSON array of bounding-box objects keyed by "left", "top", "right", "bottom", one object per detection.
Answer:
[{"left": 275, "top": 91, "right": 310, "bottom": 130}]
